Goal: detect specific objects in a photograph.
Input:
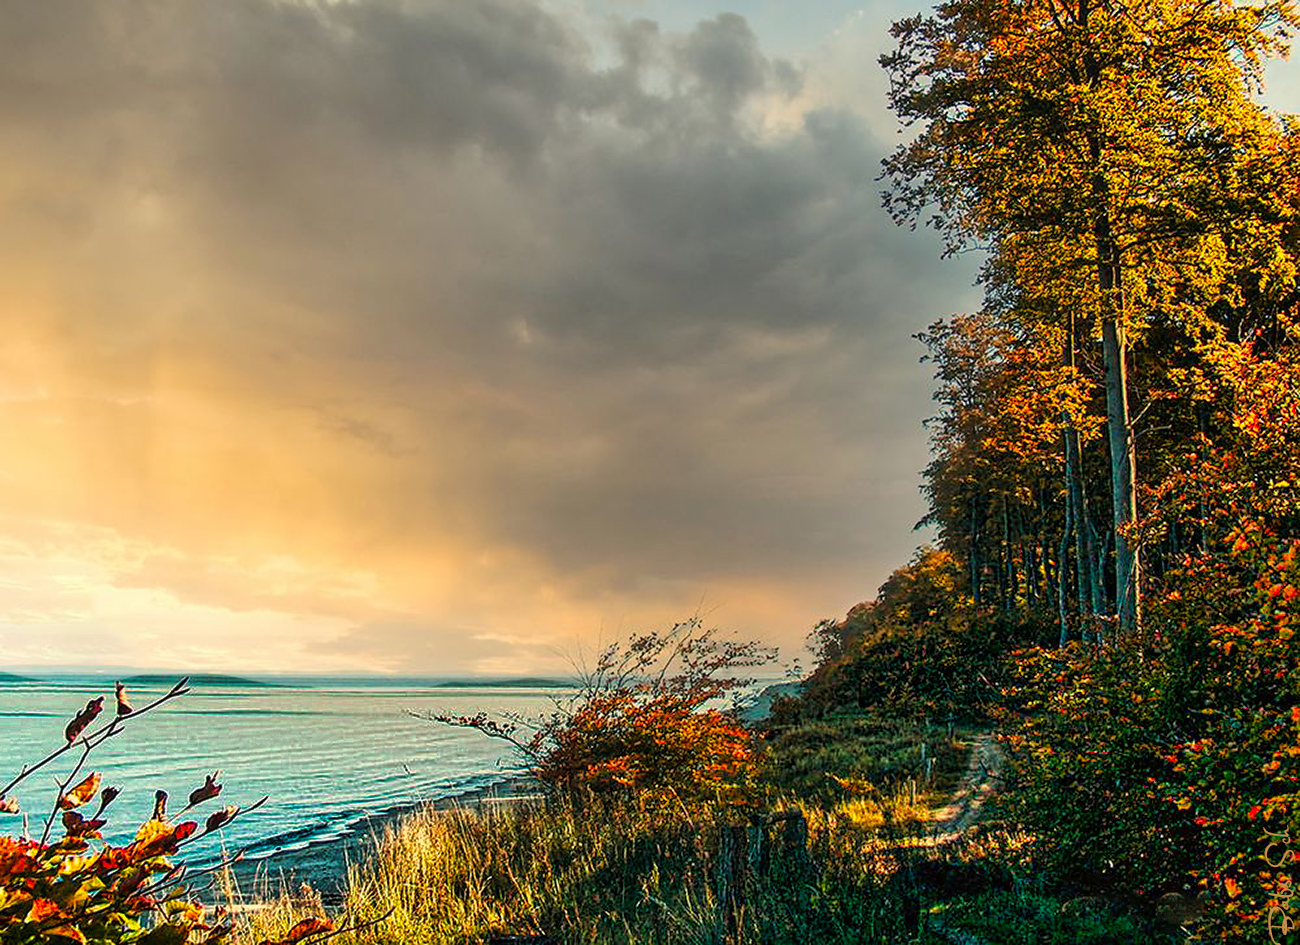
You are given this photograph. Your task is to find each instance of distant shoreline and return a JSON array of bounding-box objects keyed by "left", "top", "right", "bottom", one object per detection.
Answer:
[
  {"left": 122, "top": 673, "right": 288, "bottom": 688},
  {"left": 432, "top": 677, "right": 576, "bottom": 689}
]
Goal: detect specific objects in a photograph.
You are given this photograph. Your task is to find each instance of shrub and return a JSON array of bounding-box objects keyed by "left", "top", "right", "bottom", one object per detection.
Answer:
[
  {"left": 999, "top": 341, "right": 1300, "bottom": 942},
  {"left": 419, "top": 618, "right": 775, "bottom": 800}
]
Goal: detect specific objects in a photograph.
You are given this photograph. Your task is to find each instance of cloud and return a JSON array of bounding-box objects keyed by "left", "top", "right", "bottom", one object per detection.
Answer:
[{"left": 0, "top": 0, "right": 979, "bottom": 672}]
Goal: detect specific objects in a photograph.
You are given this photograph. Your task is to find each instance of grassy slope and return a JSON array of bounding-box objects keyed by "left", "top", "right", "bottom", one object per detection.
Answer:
[
  {"left": 231, "top": 576, "right": 1181, "bottom": 945},
  {"left": 234, "top": 705, "right": 1171, "bottom": 944}
]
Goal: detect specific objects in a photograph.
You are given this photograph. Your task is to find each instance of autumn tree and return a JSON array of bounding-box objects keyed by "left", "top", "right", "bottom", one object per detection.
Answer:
[
  {"left": 882, "top": 0, "right": 1298, "bottom": 635},
  {"left": 919, "top": 307, "right": 1096, "bottom": 622}
]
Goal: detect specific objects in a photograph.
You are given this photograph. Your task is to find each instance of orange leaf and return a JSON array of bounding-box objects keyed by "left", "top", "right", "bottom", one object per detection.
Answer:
[
  {"left": 29, "top": 898, "right": 62, "bottom": 922},
  {"left": 47, "top": 928, "right": 88, "bottom": 945},
  {"left": 1226, "top": 877, "right": 1242, "bottom": 899},
  {"left": 59, "top": 773, "right": 101, "bottom": 810}
]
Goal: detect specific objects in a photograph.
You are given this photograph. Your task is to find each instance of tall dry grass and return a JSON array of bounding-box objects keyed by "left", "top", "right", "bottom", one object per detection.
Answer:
[{"left": 229, "top": 786, "right": 931, "bottom": 944}]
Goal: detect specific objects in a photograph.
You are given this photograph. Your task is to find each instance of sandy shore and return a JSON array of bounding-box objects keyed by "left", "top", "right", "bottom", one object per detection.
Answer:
[{"left": 219, "top": 775, "right": 540, "bottom": 904}]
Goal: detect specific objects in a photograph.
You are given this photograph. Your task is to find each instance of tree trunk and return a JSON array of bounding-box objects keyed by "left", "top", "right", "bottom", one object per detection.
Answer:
[
  {"left": 1066, "top": 427, "right": 1097, "bottom": 614},
  {"left": 1058, "top": 470, "right": 1073, "bottom": 647},
  {"left": 1039, "top": 485, "right": 1055, "bottom": 605},
  {"left": 1062, "top": 310, "right": 1098, "bottom": 618},
  {"left": 1098, "top": 263, "right": 1141, "bottom": 635},
  {"left": 1084, "top": 5, "right": 1141, "bottom": 636},
  {"left": 1002, "top": 498, "right": 1014, "bottom": 612}
]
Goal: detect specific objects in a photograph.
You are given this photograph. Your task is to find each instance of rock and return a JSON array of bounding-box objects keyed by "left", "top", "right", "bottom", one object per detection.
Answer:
[{"left": 1154, "top": 891, "right": 1204, "bottom": 927}]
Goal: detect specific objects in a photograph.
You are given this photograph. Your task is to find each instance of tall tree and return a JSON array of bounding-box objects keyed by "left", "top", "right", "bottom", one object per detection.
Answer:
[{"left": 881, "top": 0, "right": 1297, "bottom": 635}]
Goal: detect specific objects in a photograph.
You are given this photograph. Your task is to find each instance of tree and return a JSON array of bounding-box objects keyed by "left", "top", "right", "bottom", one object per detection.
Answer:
[
  {"left": 918, "top": 309, "right": 1094, "bottom": 618},
  {"left": 881, "top": 0, "right": 1298, "bottom": 635}
]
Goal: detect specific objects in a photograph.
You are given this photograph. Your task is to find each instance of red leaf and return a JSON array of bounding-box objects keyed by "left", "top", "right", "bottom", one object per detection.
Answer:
[
  {"left": 115, "top": 680, "right": 134, "bottom": 717},
  {"left": 189, "top": 772, "right": 223, "bottom": 807},
  {"left": 205, "top": 806, "right": 239, "bottom": 833},
  {"left": 62, "top": 811, "right": 106, "bottom": 838},
  {"left": 260, "top": 917, "right": 335, "bottom": 944},
  {"left": 65, "top": 696, "right": 103, "bottom": 743}
]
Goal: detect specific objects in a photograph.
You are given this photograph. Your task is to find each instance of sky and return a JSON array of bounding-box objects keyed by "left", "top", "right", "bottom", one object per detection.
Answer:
[{"left": 1, "top": 0, "right": 1297, "bottom": 675}]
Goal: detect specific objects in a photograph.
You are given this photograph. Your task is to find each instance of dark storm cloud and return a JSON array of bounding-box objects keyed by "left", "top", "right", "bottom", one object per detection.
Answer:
[{"left": 0, "top": 0, "right": 979, "bottom": 662}]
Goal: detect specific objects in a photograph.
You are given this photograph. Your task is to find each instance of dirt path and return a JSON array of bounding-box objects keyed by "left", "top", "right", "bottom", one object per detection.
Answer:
[
  {"left": 920, "top": 732, "right": 1007, "bottom": 944},
  {"left": 928, "top": 731, "right": 1005, "bottom": 843}
]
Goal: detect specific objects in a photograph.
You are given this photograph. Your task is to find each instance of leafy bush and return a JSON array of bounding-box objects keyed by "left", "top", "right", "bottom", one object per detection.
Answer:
[
  {"left": 0, "top": 679, "right": 347, "bottom": 945},
  {"left": 420, "top": 619, "right": 774, "bottom": 800},
  {"left": 999, "top": 340, "right": 1300, "bottom": 942}
]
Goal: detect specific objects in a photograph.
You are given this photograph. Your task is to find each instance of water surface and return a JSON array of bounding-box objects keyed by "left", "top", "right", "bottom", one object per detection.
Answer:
[{"left": 0, "top": 675, "right": 560, "bottom": 868}]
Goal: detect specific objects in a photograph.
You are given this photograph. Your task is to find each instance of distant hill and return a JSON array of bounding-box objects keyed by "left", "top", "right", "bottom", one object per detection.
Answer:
[
  {"left": 122, "top": 673, "right": 285, "bottom": 688},
  {"left": 434, "top": 677, "right": 576, "bottom": 689}
]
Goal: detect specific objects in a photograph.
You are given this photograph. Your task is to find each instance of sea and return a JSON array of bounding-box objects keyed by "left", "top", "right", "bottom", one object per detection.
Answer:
[{"left": 0, "top": 674, "right": 563, "bottom": 881}]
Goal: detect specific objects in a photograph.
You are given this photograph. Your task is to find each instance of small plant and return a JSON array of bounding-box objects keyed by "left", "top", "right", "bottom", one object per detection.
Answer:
[
  {"left": 417, "top": 618, "right": 776, "bottom": 799},
  {"left": 0, "top": 678, "right": 369, "bottom": 945}
]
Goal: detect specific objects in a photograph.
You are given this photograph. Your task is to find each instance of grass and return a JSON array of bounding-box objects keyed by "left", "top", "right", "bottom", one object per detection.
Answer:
[
  {"left": 760, "top": 713, "right": 967, "bottom": 805},
  {"left": 228, "top": 711, "right": 1178, "bottom": 944},
  {"left": 229, "top": 792, "right": 917, "bottom": 944}
]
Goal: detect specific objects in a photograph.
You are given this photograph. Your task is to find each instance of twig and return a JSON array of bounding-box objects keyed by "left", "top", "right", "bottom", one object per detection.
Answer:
[
  {"left": 302, "top": 906, "right": 397, "bottom": 945},
  {"left": 40, "top": 731, "right": 103, "bottom": 846},
  {"left": 1, "top": 677, "right": 191, "bottom": 798}
]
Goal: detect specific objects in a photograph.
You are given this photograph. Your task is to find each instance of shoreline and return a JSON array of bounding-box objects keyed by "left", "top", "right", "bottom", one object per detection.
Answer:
[{"left": 220, "top": 775, "right": 540, "bottom": 905}]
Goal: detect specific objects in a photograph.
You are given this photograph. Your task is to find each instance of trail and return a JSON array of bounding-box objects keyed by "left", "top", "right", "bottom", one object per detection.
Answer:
[
  {"left": 927, "top": 731, "right": 1005, "bottom": 844},
  {"left": 908, "top": 732, "right": 1008, "bottom": 945}
]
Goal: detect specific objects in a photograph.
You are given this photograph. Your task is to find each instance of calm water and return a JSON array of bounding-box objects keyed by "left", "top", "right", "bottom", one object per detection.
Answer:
[{"left": 0, "top": 676, "right": 560, "bottom": 867}]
